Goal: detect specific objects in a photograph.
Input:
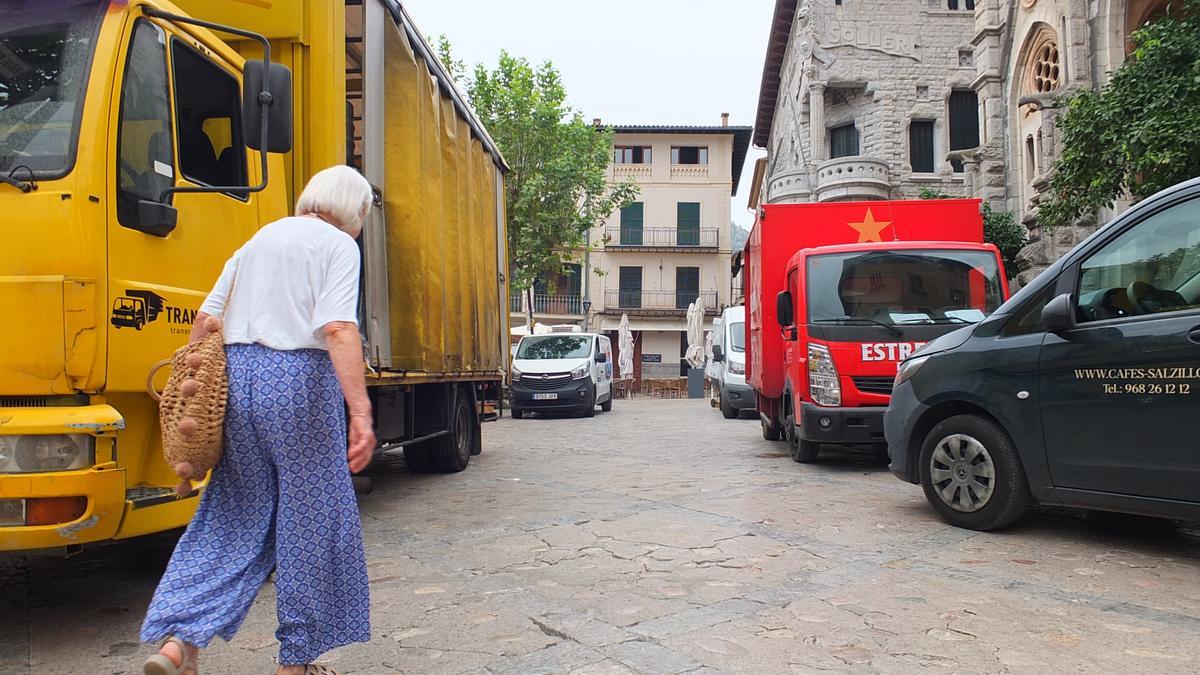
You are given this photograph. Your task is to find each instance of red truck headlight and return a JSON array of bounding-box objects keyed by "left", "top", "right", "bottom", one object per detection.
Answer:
[{"left": 807, "top": 344, "right": 841, "bottom": 406}]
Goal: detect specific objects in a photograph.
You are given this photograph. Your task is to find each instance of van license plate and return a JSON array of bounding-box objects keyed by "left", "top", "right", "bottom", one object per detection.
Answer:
[{"left": 533, "top": 393, "right": 558, "bottom": 400}]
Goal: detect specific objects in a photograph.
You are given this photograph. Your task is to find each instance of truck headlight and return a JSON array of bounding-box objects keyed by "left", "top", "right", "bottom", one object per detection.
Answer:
[
  {"left": 511, "top": 367, "right": 523, "bottom": 379},
  {"left": 807, "top": 344, "right": 841, "bottom": 407},
  {"left": 571, "top": 365, "right": 589, "bottom": 380},
  {"left": 895, "top": 355, "right": 930, "bottom": 388},
  {"left": 728, "top": 360, "right": 745, "bottom": 375},
  {"left": 0, "top": 435, "right": 95, "bottom": 473}
]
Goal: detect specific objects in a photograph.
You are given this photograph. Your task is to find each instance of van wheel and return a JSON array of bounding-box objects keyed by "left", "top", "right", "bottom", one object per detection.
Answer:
[
  {"left": 582, "top": 388, "right": 597, "bottom": 418},
  {"left": 600, "top": 392, "right": 612, "bottom": 412},
  {"left": 511, "top": 408, "right": 525, "bottom": 419},
  {"left": 919, "top": 415, "right": 1028, "bottom": 531},
  {"left": 720, "top": 391, "right": 737, "bottom": 419}
]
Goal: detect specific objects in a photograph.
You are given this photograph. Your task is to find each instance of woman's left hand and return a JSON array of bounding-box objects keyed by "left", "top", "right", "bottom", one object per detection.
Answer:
[{"left": 347, "top": 413, "right": 375, "bottom": 473}]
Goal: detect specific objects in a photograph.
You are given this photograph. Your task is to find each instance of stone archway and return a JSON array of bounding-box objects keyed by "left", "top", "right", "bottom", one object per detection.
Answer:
[{"left": 1125, "top": 0, "right": 1178, "bottom": 52}]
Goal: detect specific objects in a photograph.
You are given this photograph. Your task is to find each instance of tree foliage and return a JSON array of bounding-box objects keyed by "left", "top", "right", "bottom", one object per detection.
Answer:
[
  {"left": 436, "top": 39, "right": 637, "bottom": 293},
  {"left": 919, "top": 189, "right": 1027, "bottom": 275},
  {"left": 1038, "top": 0, "right": 1200, "bottom": 230}
]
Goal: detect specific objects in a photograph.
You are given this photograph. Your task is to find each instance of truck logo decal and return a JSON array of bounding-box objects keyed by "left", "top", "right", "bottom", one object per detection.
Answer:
[
  {"left": 110, "top": 290, "right": 196, "bottom": 333},
  {"left": 848, "top": 208, "right": 892, "bottom": 243},
  {"left": 861, "top": 342, "right": 927, "bottom": 362}
]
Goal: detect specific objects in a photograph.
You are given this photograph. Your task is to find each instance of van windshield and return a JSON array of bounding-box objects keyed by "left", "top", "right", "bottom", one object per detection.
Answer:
[
  {"left": 727, "top": 322, "right": 745, "bottom": 352},
  {"left": 807, "top": 249, "right": 1005, "bottom": 326},
  {"left": 517, "top": 335, "right": 592, "bottom": 360},
  {"left": 0, "top": 1, "right": 104, "bottom": 177}
]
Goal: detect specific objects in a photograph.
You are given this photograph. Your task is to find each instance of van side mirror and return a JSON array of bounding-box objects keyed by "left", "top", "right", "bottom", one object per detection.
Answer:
[
  {"left": 596, "top": 352, "right": 608, "bottom": 363},
  {"left": 136, "top": 200, "right": 179, "bottom": 237},
  {"left": 775, "top": 291, "right": 794, "bottom": 328},
  {"left": 712, "top": 344, "right": 725, "bottom": 362},
  {"left": 243, "top": 61, "right": 293, "bottom": 153},
  {"left": 1041, "top": 293, "right": 1076, "bottom": 334}
]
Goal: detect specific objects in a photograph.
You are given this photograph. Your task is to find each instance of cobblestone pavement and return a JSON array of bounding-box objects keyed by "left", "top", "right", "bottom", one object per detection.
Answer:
[{"left": 2, "top": 398, "right": 1200, "bottom": 674}]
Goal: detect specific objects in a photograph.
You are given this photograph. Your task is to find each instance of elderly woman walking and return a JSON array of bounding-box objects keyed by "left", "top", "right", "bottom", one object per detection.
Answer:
[{"left": 140, "top": 166, "right": 377, "bottom": 675}]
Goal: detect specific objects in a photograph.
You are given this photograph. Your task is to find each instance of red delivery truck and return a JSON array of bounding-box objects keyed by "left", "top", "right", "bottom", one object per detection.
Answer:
[{"left": 746, "top": 199, "right": 1009, "bottom": 463}]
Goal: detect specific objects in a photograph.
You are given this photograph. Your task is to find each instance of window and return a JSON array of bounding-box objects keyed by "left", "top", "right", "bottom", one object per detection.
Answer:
[
  {"left": 675, "top": 267, "right": 700, "bottom": 309},
  {"left": 614, "top": 146, "right": 651, "bottom": 164},
  {"left": 1075, "top": 197, "right": 1200, "bottom": 322},
  {"left": 909, "top": 120, "right": 935, "bottom": 174},
  {"left": 671, "top": 146, "right": 708, "bottom": 165},
  {"left": 677, "top": 202, "right": 700, "bottom": 246},
  {"left": 116, "top": 21, "right": 174, "bottom": 229},
  {"left": 948, "top": 0, "right": 975, "bottom": 9},
  {"left": 1025, "top": 33, "right": 1061, "bottom": 94},
  {"left": 620, "top": 202, "right": 644, "bottom": 245},
  {"left": 829, "top": 123, "right": 859, "bottom": 159},
  {"left": 806, "top": 249, "right": 1005, "bottom": 326},
  {"left": 618, "top": 266, "right": 642, "bottom": 309},
  {"left": 0, "top": 1, "right": 105, "bottom": 177},
  {"left": 948, "top": 90, "right": 979, "bottom": 173},
  {"left": 171, "top": 40, "right": 247, "bottom": 190}
]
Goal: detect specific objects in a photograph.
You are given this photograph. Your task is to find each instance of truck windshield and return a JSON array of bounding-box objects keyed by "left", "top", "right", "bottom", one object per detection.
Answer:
[
  {"left": 0, "top": 1, "right": 105, "bottom": 178},
  {"left": 727, "top": 322, "right": 745, "bottom": 353},
  {"left": 517, "top": 335, "right": 592, "bottom": 360},
  {"left": 807, "top": 249, "right": 1005, "bottom": 326}
]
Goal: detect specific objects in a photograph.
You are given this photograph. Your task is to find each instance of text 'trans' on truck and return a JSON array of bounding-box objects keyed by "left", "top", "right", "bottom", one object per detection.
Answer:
[
  {"left": 0, "top": 0, "right": 509, "bottom": 554},
  {"left": 745, "top": 199, "right": 1009, "bottom": 463}
]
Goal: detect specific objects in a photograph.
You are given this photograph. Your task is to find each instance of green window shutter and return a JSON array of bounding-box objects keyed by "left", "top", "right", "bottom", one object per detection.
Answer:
[
  {"left": 677, "top": 202, "right": 700, "bottom": 246},
  {"left": 620, "top": 202, "right": 644, "bottom": 245}
]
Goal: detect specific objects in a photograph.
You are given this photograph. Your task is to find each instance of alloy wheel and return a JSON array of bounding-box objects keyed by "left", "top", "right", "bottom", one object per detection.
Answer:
[{"left": 929, "top": 433, "right": 996, "bottom": 513}]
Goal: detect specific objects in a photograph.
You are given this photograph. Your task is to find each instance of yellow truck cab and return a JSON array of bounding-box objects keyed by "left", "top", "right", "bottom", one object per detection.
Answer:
[{"left": 1, "top": 0, "right": 510, "bottom": 554}]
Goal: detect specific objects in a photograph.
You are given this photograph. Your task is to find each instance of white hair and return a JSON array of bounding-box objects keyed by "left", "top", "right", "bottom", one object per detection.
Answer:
[{"left": 295, "top": 165, "right": 373, "bottom": 235}]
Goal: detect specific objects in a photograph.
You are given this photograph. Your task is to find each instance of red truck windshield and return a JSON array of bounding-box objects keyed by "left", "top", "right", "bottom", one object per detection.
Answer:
[{"left": 807, "top": 249, "right": 1005, "bottom": 327}]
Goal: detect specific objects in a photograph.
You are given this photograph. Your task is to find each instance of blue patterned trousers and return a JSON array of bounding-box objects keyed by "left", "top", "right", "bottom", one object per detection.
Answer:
[{"left": 141, "top": 344, "right": 370, "bottom": 665}]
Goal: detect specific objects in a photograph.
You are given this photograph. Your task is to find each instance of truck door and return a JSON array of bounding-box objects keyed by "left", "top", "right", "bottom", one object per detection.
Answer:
[
  {"left": 108, "top": 21, "right": 262, "bottom": 393},
  {"left": 1039, "top": 195, "right": 1200, "bottom": 502}
]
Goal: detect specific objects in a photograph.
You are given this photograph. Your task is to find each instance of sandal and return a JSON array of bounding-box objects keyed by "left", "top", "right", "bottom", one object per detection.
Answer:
[
  {"left": 143, "top": 636, "right": 198, "bottom": 675},
  {"left": 303, "top": 667, "right": 338, "bottom": 675}
]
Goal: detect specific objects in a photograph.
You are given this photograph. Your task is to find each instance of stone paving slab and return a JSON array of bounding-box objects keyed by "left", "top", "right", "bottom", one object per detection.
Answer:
[{"left": 1, "top": 398, "right": 1198, "bottom": 674}]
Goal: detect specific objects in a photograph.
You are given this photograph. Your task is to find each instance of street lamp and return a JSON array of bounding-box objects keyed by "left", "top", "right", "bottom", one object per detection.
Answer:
[{"left": 581, "top": 298, "right": 592, "bottom": 330}]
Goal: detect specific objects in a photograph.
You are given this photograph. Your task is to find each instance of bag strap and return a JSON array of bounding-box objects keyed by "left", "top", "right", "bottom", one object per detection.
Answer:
[{"left": 145, "top": 257, "right": 238, "bottom": 400}]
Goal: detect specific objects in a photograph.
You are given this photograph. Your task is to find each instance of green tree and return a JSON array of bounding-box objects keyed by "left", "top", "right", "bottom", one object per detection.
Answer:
[
  {"left": 437, "top": 40, "right": 637, "bottom": 327},
  {"left": 918, "top": 188, "right": 1027, "bottom": 276},
  {"left": 1038, "top": 0, "right": 1200, "bottom": 230}
]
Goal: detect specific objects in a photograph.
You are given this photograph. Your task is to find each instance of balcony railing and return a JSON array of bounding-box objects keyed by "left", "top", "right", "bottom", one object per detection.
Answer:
[
  {"left": 605, "top": 227, "right": 719, "bottom": 250},
  {"left": 614, "top": 164, "right": 652, "bottom": 180},
  {"left": 509, "top": 293, "right": 584, "bottom": 315},
  {"left": 670, "top": 165, "right": 710, "bottom": 179},
  {"left": 604, "top": 290, "right": 719, "bottom": 314}
]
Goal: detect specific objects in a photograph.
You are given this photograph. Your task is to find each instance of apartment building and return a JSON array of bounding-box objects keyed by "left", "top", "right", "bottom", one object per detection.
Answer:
[{"left": 588, "top": 119, "right": 752, "bottom": 381}]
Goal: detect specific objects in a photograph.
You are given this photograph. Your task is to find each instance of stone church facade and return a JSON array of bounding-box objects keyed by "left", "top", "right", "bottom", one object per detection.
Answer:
[{"left": 753, "top": 0, "right": 1178, "bottom": 283}]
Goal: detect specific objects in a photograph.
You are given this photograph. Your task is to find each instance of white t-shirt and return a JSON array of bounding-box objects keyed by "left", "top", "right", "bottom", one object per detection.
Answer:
[{"left": 199, "top": 216, "right": 361, "bottom": 351}]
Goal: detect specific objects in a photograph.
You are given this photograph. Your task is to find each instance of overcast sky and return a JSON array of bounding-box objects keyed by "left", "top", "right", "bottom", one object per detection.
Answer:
[{"left": 401, "top": 0, "right": 774, "bottom": 230}]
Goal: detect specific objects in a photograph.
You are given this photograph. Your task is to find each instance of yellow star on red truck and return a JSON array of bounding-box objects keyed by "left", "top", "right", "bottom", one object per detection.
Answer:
[{"left": 848, "top": 209, "right": 892, "bottom": 243}]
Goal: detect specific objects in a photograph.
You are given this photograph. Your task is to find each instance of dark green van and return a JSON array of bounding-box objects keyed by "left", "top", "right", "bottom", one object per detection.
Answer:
[{"left": 885, "top": 177, "right": 1200, "bottom": 530}]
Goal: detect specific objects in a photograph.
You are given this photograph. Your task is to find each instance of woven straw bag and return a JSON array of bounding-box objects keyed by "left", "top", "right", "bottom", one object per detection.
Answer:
[{"left": 147, "top": 283, "right": 234, "bottom": 496}]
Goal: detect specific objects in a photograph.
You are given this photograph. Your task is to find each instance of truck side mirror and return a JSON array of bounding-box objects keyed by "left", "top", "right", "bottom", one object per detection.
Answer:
[
  {"left": 775, "top": 291, "right": 794, "bottom": 328},
  {"left": 712, "top": 344, "right": 725, "bottom": 362},
  {"left": 136, "top": 200, "right": 179, "bottom": 237},
  {"left": 1040, "top": 293, "right": 1076, "bottom": 334},
  {"left": 243, "top": 61, "right": 293, "bottom": 153},
  {"left": 596, "top": 352, "right": 608, "bottom": 363}
]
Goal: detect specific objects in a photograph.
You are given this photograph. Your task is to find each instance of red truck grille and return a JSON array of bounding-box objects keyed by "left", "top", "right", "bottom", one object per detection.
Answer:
[{"left": 852, "top": 377, "right": 894, "bottom": 396}]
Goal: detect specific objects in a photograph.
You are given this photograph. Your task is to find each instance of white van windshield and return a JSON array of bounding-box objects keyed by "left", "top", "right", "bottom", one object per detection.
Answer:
[{"left": 517, "top": 335, "right": 592, "bottom": 360}]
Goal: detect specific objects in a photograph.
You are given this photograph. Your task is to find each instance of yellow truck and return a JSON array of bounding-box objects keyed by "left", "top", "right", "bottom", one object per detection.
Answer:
[{"left": 0, "top": 0, "right": 509, "bottom": 553}]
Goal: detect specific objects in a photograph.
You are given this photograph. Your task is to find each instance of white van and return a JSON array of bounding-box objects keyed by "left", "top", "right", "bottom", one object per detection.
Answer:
[
  {"left": 710, "top": 306, "right": 753, "bottom": 419},
  {"left": 510, "top": 333, "right": 614, "bottom": 418}
]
